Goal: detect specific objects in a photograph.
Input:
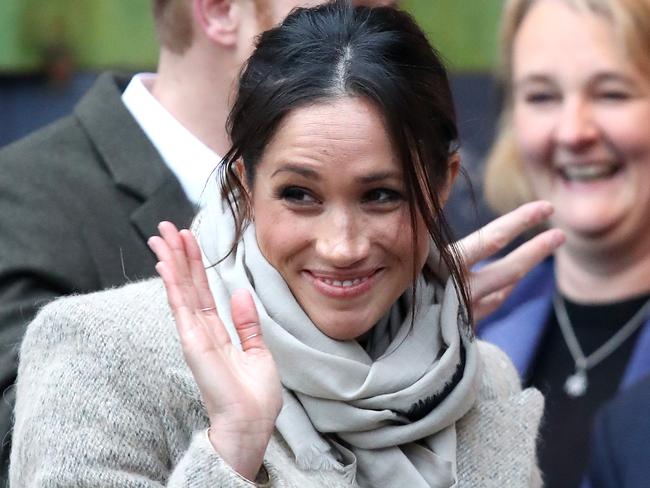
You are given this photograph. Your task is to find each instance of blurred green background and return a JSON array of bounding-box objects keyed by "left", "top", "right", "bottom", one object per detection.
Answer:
[
  {"left": 0, "top": 0, "right": 502, "bottom": 235},
  {"left": 0, "top": 0, "right": 502, "bottom": 73}
]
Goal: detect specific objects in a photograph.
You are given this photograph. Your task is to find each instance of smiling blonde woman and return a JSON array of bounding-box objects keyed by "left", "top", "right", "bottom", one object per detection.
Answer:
[{"left": 479, "top": 0, "right": 650, "bottom": 486}]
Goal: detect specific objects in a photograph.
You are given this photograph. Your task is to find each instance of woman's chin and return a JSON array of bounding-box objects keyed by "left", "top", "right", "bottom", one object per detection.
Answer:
[
  {"left": 555, "top": 205, "right": 628, "bottom": 242},
  {"left": 310, "top": 312, "right": 376, "bottom": 341},
  {"left": 549, "top": 190, "right": 632, "bottom": 240}
]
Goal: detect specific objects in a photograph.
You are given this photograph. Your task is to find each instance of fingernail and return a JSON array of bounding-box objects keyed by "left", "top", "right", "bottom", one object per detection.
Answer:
[{"left": 232, "top": 288, "right": 252, "bottom": 302}]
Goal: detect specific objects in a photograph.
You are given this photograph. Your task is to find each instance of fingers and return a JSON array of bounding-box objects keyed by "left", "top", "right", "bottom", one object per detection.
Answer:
[
  {"left": 230, "top": 289, "right": 266, "bottom": 352},
  {"left": 149, "top": 223, "right": 231, "bottom": 346},
  {"left": 149, "top": 222, "right": 198, "bottom": 308},
  {"left": 472, "top": 286, "right": 514, "bottom": 324},
  {"left": 150, "top": 244, "right": 195, "bottom": 316},
  {"left": 461, "top": 202, "right": 565, "bottom": 323},
  {"left": 470, "top": 228, "right": 564, "bottom": 304},
  {"left": 180, "top": 229, "right": 219, "bottom": 314},
  {"left": 149, "top": 223, "right": 210, "bottom": 310},
  {"left": 459, "top": 201, "right": 554, "bottom": 267}
]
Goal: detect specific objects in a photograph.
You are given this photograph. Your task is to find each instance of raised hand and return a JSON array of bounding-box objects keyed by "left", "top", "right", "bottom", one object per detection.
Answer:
[
  {"left": 148, "top": 222, "right": 282, "bottom": 481},
  {"left": 458, "top": 201, "right": 565, "bottom": 322}
]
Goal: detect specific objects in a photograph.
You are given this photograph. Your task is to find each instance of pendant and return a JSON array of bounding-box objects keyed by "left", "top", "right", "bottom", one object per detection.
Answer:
[{"left": 564, "top": 369, "right": 588, "bottom": 397}]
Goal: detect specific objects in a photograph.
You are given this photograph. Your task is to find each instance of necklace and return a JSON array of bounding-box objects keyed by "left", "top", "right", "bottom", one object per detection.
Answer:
[{"left": 553, "top": 293, "right": 650, "bottom": 398}]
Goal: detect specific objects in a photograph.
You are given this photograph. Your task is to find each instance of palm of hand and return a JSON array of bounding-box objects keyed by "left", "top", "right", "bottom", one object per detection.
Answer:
[
  {"left": 199, "top": 333, "right": 282, "bottom": 438},
  {"left": 148, "top": 222, "right": 282, "bottom": 480}
]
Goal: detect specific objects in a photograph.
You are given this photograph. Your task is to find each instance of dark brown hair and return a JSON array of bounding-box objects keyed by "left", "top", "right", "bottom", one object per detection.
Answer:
[{"left": 219, "top": 0, "right": 473, "bottom": 328}]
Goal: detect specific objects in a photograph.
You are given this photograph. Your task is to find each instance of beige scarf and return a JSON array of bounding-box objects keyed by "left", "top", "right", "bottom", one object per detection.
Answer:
[{"left": 195, "top": 189, "right": 480, "bottom": 488}]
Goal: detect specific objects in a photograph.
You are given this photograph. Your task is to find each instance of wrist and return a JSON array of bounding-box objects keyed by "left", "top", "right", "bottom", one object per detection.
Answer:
[{"left": 207, "top": 422, "right": 273, "bottom": 481}]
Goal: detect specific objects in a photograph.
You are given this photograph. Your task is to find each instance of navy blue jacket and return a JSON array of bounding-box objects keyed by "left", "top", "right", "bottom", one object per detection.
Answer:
[
  {"left": 477, "top": 258, "right": 650, "bottom": 389},
  {"left": 477, "top": 258, "right": 650, "bottom": 488},
  {"left": 588, "top": 374, "right": 650, "bottom": 488}
]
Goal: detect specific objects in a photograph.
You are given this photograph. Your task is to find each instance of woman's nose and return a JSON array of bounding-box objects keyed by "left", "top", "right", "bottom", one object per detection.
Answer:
[
  {"left": 554, "top": 97, "right": 598, "bottom": 150},
  {"left": 315, "top": 209, "right": 370, "bottom": 267}
]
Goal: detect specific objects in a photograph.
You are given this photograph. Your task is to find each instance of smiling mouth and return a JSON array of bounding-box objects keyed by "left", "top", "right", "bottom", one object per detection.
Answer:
[
  {"left": 318, "top": 276, "right": 370, "bottom": 288},
  {"left": 557, "top": 162, "right": 622, "bottom": 182},
  {"left": 305, "top": 269, "right": 382, "bottom": 298}
]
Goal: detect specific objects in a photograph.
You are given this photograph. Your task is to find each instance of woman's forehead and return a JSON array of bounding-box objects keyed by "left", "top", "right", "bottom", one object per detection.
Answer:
[
  {"left": 256, "top": 98, "right": 402, "bottom": 178},
  {"left": 514, "top": 1, "right": 625, "bottom": 78}
]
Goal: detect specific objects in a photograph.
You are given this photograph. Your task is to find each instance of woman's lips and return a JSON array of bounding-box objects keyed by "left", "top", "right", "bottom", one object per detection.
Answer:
[
  {"left": 303, "top": 269, "right": 382, "bottom": 298},
  {"left": 555, "top": 162, "right": 623, "bottom": 183}
]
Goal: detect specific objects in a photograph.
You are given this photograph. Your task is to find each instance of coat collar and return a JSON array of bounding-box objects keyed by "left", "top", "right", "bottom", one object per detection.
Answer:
[
  {"left": 456, "top": 388, "right": 544, "bottom": 486},
  {"left": 622, "top": 320, "right": 650, "bottom": 389},
  {"left": 73, "top": 72, "right": 195, "bottom": 239},
  {"left": 477, "top": 259, "right": 555, "bottom": 380}
]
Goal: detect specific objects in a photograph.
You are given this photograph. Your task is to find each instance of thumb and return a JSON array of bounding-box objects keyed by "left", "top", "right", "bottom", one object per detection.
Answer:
[{"left": 231, "top": 289, "right": 266, "bottom": 352}]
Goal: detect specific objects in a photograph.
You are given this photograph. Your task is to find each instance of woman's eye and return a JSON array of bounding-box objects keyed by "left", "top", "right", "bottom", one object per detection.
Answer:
[
  {"left": 279, "top": 186, "right": 318, "bottom": 204},
  {"left": 524, "top": 92, "right": 558, "bottom": 104},
  {"left": 596, "top": 90, "right": 631, "bottom": 101},
  {"left": 363, "top": 188, "right": 403, "bottom": 204}
]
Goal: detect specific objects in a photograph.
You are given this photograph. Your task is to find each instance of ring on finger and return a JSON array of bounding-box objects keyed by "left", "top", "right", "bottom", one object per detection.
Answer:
[
  {"left": 200, "top": 306, "right": 217, "bottom": 312},
  {"left": 242, "top": 332, "right": 262, "bottom": 343}
]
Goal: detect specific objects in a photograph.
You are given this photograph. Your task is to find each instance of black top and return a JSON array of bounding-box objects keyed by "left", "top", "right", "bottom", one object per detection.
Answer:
[{"left": 527, "top": 293, "right": 650, "bottom": 488}]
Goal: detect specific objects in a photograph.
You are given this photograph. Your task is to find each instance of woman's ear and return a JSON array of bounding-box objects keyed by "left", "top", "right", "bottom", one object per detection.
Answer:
[
  {"left": 234, "top": 159, "right": 254, "bottom": 220},
  {"left": 439, "top": 152, "right": 461, "bottom": 207},
  {"left": 236, "top": 159, "right": 248, "bottom": 190}
]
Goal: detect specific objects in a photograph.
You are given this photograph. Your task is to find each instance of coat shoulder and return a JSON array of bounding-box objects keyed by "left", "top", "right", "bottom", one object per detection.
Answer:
[
  {"left": 455, "top": 340, "right": 544, "bottom": 487},
  {"left": 0, "top": 115, "right": 89, "bottom": 173},
  {"left": 476, "top": 340, "right": 523, "bottom": 398},
  {"left": 21, "top": 278, "right": 174, "bottom": 362},
  {"left": 0, "top": 110, "right": 109, "bottom": 213}
]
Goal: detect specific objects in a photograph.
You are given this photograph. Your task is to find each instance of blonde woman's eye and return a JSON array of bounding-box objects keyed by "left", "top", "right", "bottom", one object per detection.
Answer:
[
  {"left": 525, "top": 92, "right": 558, "bottom": 104},
  {"left": 597, "top": 90, "right": 631, "bottom": 101}
]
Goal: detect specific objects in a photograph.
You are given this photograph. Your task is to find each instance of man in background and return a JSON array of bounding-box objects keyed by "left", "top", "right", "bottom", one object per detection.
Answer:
[{"left": 0, "top": 0, "right": 336, "bottom": 480}]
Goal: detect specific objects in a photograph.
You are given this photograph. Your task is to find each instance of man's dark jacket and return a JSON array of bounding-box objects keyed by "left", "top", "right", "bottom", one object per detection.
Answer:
[{"left": 0, "top": 72, "right": 195, "bottom": 481}]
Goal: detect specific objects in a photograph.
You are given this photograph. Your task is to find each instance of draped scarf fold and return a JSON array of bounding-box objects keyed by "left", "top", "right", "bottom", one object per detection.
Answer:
[{"left": 194, "top": 187, "right": 480, "bottom": 488}]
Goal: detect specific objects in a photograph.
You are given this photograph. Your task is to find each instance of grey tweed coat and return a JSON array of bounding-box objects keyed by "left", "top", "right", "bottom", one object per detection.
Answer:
[{"left": 11, "top": 279, "right": 543, "bottom": 487}]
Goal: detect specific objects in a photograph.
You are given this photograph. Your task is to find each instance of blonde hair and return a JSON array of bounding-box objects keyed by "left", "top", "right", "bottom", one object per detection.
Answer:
[
  {"left": 152, "top": 0, "right": 194, "bottom": 54},
  {"left": 484, "top": 0, "right": 650, "bottom": 215},
  {"left": 152, "top": 0, "right": 273, "bottom": 54}
]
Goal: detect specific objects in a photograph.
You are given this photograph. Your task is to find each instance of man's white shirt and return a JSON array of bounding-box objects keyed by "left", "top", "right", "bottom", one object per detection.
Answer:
[{"left": 121, "top": 73, "right": 221, "bottom": 207}]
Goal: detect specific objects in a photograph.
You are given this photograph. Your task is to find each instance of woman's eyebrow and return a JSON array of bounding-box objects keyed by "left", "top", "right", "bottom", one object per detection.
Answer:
[
  {"left": 591, "top": 71, "right": 636, "bottom": 86},
  {"left": 270, "top": 165, "right": 401, "bottom": 184},
  {"left": 356, "top": 170, "right": 402, "bottom": 184},
  {"left": 514, "top": 73, "right": 555, "bottom": 89},
  {"left": 271, "top": 164, "right": 320, "bottom": 179}
]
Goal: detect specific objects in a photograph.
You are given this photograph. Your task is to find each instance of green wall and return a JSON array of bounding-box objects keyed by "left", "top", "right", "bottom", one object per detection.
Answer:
[
  {"left": 0, "top": 0, "right": 159, "bottom": 72},
  {"left": 402, "top": 0, "right": 502, "bottom": 72},
  {"left": 0, "top": 1, "right": 502, "bottom": 73}
]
